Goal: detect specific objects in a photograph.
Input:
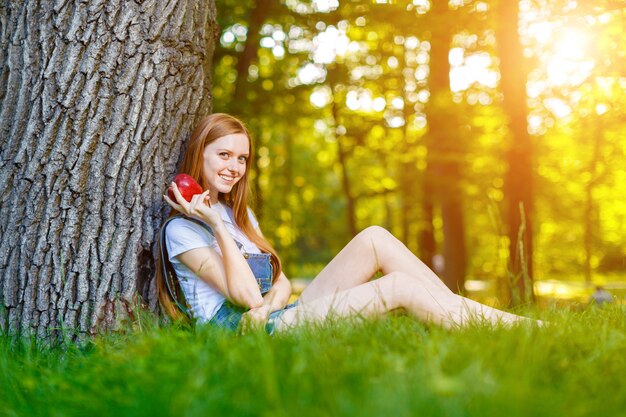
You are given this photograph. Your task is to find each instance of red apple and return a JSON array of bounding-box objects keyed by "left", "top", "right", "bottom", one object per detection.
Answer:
[{"left": 168, "top": 173, "right": 203, "bottom": 202}]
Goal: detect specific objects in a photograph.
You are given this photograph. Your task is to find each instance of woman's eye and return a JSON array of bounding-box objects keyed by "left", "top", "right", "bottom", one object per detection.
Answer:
[
  {"left": 219, "top": 152, "right": 229, "bottom": 158},
  {"left": 238, "top": 156, "right": 248, "bottom": 163}
]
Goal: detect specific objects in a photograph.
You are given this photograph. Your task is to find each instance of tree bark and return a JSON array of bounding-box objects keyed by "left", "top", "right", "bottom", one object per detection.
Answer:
[
  {"left": 495, "top": 0, "right": 534, "bottom": 304},
  {"left": 0, "top": 0, "right": 218, "bottom": 341}
]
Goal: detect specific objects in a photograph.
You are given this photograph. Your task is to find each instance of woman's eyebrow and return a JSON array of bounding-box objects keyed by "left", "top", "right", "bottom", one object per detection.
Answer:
[{"left": 217, "top": 148, "right": 250, "bottom": 156}]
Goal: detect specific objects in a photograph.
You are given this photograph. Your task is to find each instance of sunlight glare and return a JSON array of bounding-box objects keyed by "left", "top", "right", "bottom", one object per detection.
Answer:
[
  {"left": 313, "top": 0, "right": 339, "bottom": 12},
  {"left": 346, "top": 91, "right": 360, "bottom": 110},
  {"left": 310, "top": 86, "right": 331, "bottom": 108},
  {"left": 391, "top": 97, "right": 404, "bottom": 110},
  {"left": 595, "top": 104, "right": 608, "bottom": 115},
  {"left": 313, "top": 26, "right": 351, "bottom": 64},
  {"left": 526, "top": 16, "right": 595, "bottom": 88},
  {"left": 373, "top": 97, "right": 386, "bottom": 112},
  {"left": 555, "top": 29, "right": 587, "bottom": 60},
  {"left": 449, "top": 51, "right": 498, "bottom": 93},
  {"left": 543, "top": 98, "right": 571, "bottom": 119},
  {"left": 297, "top": 63, "right": 326, "bottom": 85}
]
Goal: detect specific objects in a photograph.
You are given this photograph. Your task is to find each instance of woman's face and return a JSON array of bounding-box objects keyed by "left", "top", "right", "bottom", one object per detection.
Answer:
[{"left": 202, "top": 133, "right": 250, "bottom": 201}]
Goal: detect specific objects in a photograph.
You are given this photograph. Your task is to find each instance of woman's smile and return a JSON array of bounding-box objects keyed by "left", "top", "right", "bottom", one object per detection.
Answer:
[{"left": 219, "top": 173, "right": 236, "bottom": 181}]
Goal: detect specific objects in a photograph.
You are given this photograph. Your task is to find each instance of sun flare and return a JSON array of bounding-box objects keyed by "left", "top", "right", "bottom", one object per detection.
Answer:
[{"left": 527, "top": 21, "right": 596, "bottom": 87}]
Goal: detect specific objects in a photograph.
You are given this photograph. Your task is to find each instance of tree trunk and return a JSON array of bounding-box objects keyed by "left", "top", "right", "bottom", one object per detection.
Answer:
[
  {"left": 422, "top": 0, "right": 466, "bottom": 292},
  {"left": 232, "top": 0, "right": 272, "bottom": 107},
  {"left": 418, "top": 172, "right": 436, "bottom": 270},
  {"left": 440, "top": 159, "right": 466, "bottom": 292},
  {"left": 328, "top": 72, "right": 357, "bottom": 238},
  {"left": 230, "top": 0, "right": 273, "bottom": 218},
  {"left": 335, "top": 127, "right": 358, "bottom": 238},
  {"left": 0, "top": 0, "right": 218, "bottom": 341},
  {"left": 495, "top": 0, "right": 534, "bottom": 304}
]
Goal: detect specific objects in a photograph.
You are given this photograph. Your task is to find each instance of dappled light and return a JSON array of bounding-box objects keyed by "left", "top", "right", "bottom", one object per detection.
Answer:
[{"left": 212, "top": 0, "right": 625, "bottom": 307}]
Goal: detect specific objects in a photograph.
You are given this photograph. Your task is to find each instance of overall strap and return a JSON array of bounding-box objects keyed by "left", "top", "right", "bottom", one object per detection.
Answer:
[{"left": 183, "top": 213, "right": 244, "bottom": 251}]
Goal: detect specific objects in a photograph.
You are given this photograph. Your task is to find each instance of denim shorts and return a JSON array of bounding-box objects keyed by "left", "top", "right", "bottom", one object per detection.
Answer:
[
  {"left": 206, "top": 252, "right": 298, "bottom": 334},
  {"left": 208, "top": 299, "right": 299, "bottom": 335}
]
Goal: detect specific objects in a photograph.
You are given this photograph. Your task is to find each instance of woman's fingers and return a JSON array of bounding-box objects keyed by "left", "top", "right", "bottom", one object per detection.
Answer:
[
  {"left": 165, "top": 182, "right": 191, "bottom": 213},
  {"left": 163, "top": 194, "right": 183, "bottom": 211},
  {"left": 169, "top": 183, "right": 187, "bottom": 206},
  {"left": 190, "top": 189, "right": 212, "bottom": 211},
  {"left": 200, "top": 189, "right": 212, "bottom": 207},
  {"left": 239, "top": 311, "right": 266, "bottom": 334},
  {"left": 165, "top": 183, "right": 213, "bottom": 217},
  {"left": 189, "top": 193, "right": 201, "bottom": 212}
]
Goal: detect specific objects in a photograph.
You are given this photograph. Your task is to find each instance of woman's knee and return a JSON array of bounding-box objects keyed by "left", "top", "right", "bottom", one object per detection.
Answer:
[{"left": 356, "top": 225, "right": 394, "bottom": 246}]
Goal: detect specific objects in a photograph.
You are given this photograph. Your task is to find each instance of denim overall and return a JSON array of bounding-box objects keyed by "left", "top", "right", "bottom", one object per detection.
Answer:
[
  {"left": 162, "top": 210, "right": 296, "bottom": 334},
  {"left": 208, "top": 251, "right": 297, "bottom": 334}
]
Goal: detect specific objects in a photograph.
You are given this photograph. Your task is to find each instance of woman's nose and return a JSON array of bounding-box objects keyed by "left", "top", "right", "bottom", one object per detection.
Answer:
[{"left": 227, "top": 158, "right": 239, "bottom": 171}]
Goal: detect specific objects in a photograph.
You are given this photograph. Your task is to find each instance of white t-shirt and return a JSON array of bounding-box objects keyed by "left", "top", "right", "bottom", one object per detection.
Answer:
[{"left": 165, "top": 202, "right": 261, "bottom": 323}]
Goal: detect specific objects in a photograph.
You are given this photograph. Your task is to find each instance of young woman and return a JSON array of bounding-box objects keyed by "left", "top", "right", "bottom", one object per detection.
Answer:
[{"left": 158, "top": 113, "right": 537, "bottom": 334}]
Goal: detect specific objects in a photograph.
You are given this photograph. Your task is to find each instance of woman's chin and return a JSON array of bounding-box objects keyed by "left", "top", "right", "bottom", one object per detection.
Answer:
[{"left": 217, "top": 184, "right": 235, "bottom": 194}]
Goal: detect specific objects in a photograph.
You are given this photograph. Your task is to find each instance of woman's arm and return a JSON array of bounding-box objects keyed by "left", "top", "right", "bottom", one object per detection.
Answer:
[
  {"left": 262, "top": 272, "right": 292, "bottom": 311},
  {"left": 166, "top": 186, "right": 263, "bottom": 309},
  {"left": 241, "top": 272, "right": 292, "bottom": 329},
  {"left": 176, "top": 225, "right": 264, "bottom": 309}
]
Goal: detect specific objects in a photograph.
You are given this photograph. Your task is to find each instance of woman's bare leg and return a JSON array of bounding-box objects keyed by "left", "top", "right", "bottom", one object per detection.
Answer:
[
  {"left": 300, "top": 226, "right": 452, "bottom": 303},
  {"left": 278, "top": 272, "right": 532, "bottom": 331}
]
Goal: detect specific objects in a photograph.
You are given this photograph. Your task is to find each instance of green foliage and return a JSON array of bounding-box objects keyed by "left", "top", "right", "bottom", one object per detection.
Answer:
[
  {"left": 208, "top": 0, "right": 626, "bottom": 292},
  {"left": 3, "top": 307, "right": 626, "bottom": 416}
]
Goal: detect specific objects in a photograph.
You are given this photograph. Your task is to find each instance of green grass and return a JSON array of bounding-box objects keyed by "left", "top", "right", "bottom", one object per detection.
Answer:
[{"left": 2, "top": 306, "right": 626, "bottom": 417}]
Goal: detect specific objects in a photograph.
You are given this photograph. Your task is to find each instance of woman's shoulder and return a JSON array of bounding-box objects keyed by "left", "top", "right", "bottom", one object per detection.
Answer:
[
  {"left": 164, "top": 216, "right": 218, "bottom": 258},
  {"left": 217, "top": 201, "right": 258, "bottom": 228},
  {"left": 165, "top": 216, "right": 214, "bottom": 238}
]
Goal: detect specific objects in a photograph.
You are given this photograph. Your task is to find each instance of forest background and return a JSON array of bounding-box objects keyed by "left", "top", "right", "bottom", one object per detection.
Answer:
[
  {"left": 211, "top": 0, "right": 626, "bottom": 306},
  {"left": 2, "top": 3, "right": 626, "bottom": 415},
  {"left": 1, "top": 0, "right": 625, "bottom": 341}
]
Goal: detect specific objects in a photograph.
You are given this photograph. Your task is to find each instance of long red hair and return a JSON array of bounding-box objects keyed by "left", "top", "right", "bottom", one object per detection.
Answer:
[{"left": 156, "top": 113, "right": 282, "bottom": 321}]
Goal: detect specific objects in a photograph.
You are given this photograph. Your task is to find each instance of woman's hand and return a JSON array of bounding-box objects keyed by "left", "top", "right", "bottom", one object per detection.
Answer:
[
  {"left": 163, "top": 183, "right": 223, "bottom": 229},
  {"left": 239, "top": 304, "right": 272, "bottom": 333}
]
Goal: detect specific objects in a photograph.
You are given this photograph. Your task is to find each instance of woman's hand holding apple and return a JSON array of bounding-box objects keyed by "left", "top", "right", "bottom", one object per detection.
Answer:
[
  {"left": 166, "top": 174, "right": 203, "bottom": 202},
  {"left": 164, "top": 178, "right": 223, "bottom": 230}
]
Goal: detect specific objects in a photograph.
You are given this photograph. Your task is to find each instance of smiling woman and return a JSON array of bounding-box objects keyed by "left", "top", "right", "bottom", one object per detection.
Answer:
[
  {"left": 156, "top": 113, "right": 542, "bottom": 334},
  {"left": 156, "top": 113, "right": 284, "bottom": 325}
]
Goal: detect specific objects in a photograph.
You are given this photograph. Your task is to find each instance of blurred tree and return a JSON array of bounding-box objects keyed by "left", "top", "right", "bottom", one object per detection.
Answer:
[
  {"left": 527, "top": 1, "right": 625, "bottom": 285},
  {"left": 495, "top": 0, "right": 535, "bottom": 304},
  {"left": 422, "top": 0, "right": 466, "bottom": 292},
  {"left": 211, "top": 0, "right": 626, "bottom": 300}
]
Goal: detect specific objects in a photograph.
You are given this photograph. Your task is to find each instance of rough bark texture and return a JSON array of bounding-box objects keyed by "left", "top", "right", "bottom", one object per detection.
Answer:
[
  {"left": 0, "top": 0, "right": 218, "bottom": 341},
  {"left": 496, "top": 0, "right": 534, "bottom": 304}
]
